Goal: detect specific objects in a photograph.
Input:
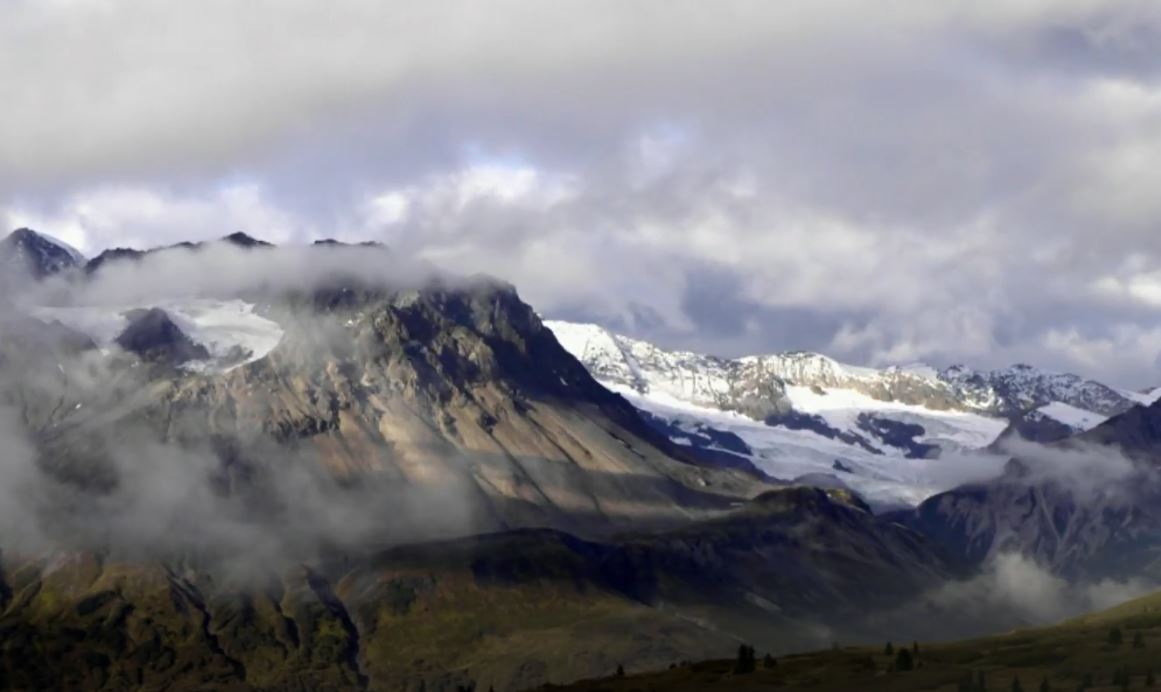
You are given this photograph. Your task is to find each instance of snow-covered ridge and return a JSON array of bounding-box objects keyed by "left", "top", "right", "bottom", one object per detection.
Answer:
[
  {"left": 547, "top": 321, "right": 1140, "bottom": 418},
  {"left": 545, "top": 320, "right": 1151, "bottom": 509}
]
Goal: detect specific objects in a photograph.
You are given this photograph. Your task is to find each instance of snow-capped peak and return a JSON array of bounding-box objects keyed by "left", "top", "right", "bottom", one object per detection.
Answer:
[{"left": 1, "top": 228, "right": 86, "bottom": 278}]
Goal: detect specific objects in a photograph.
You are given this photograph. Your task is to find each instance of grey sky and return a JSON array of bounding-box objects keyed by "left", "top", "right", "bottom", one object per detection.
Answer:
[{"left": 3, "top": 0, "right": 1161, "bottom": 387}]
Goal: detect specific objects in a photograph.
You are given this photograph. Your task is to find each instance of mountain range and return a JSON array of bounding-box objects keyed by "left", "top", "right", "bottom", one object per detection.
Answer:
[
  {"left": 546, "top": 320, "right": 1158, "bottom": 509},
  {"left": 3, "top": 227, "right": 1161, "bottom": 690}
]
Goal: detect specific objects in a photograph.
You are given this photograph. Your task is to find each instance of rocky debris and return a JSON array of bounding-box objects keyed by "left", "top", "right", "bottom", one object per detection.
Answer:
[
  {"left": 855, "top": 413, "right": 939, "bottom": 459},
  {"left": 765, "top": 410, "right": 881, "bottom": 454}
]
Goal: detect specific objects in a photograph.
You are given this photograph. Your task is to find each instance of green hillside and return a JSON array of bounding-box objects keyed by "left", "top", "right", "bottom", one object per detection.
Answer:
[{"left": 556, "top": 589, "right": 1161, "bottom": 691}]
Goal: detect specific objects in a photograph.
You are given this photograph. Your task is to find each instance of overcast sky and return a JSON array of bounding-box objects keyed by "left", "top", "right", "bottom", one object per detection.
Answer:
[{"left": 3, "top": 1, "right": 1161, "bottom": 387}]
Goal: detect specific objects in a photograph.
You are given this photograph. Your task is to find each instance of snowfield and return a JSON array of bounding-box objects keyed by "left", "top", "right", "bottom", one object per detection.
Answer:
[
  {"left": 32, "top": 299, "right": 283, "bottom": 372},
  {"left": 607, "top": 379, "right": 1009, "bottom": 510},
  {"left": 1034, "top": 401, "right": 1108, "bottom": 431}
]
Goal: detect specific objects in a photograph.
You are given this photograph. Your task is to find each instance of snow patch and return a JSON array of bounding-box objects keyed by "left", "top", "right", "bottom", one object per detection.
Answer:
[
  {"left": 1034, "top": 401, "right": 1107, "bottom": 431},
  {"left": 32, "top": 299, "right": 283, "bottom": 372}
]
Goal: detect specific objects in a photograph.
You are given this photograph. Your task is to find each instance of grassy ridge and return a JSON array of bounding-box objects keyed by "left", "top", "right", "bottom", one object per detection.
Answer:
[{"left": 556, "top": 589, "right": 1161, "bottom": 691}]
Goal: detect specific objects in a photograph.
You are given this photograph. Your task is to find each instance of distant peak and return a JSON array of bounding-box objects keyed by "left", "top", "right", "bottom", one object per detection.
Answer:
[
  {"left": 2, "top": 226, "right": 86, "bottom": 277},
  {"left": 221, "top": 232, "right": 272, "bottom": 248},
  {"left": 8, "top": 227, "right": 40, "bottom": 241}
]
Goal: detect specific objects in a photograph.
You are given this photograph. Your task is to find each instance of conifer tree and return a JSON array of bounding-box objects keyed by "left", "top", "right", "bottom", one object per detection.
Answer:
[
  {"left": 894, "top": 648, "right": 914, "bottom": 672},
  {"left": 734, "top": 644, "right": 756, "bottom": 674}
]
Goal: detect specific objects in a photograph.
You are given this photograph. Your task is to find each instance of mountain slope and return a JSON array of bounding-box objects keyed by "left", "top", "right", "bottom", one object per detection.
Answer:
[
  {"left": 554, "top": 586, "right": 1161, "bottom": 691},
  {"left": 5, "top": 283, "right": 769, "bottom": 548},
  {"left": 903, "top": 398, "right": 1161, "bottom": 580},
  {"left": 0, "top": 486, "right": 951, "bottom": 691}
]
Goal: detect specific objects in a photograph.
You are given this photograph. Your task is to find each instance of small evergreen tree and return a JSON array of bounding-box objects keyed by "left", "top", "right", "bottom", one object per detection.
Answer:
[
  {"left": 894, "top": 648, "right": 914, "bottom": 672},
  {"left": 1040, "top": 675, "right": 1051, "bottom": 692},
  {"left": 1135, "top": 631, "right": 1146, "bottom": 648},
  {"left": 913, "top": 640, "right": 920, "bottom": 656},
  {"left": 1082, "top": 672, "right": 1094, "bottom": 688},
  {"left": 1114, "top": 666, "right": 1129, "bottom": 686},
  {"left": 734, "top": 644, "right": 756, "bottom": 675},
  {"left": 1110, "top": 626, "right": 1124, "bottom": 645},
  {"left": 1148, "top": 668, "right": 1156, "bottom": 687},
  {"left": 615, "top": 664, "right": 625, "bottom": 678},
  {"left": 979, "top": 671, "right": 987, "bottom": 690},
  {"left": 885, "top": 641, "right": 894, "bottom": 656},
  {"left": 763, "top": 653, "right": 777, "bottom": 669},
  {"left": 1012, "top": 675, "right": 1024, "bottom": 692}
]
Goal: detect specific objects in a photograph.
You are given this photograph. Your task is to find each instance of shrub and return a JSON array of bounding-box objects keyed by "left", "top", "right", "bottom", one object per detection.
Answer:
[{"left": 1110, "top": 626, "right": 1124, "bottom": 645}]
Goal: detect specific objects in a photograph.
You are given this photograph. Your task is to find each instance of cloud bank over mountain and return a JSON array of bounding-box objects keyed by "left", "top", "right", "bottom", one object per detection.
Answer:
[{"left": 3, "top": 0, "right": 1161, "bottom": 387}]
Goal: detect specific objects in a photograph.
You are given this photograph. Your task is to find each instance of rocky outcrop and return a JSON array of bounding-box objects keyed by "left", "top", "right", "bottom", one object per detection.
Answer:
[{"left": 114, "top": 308, "right": 210, "bottom": 366}]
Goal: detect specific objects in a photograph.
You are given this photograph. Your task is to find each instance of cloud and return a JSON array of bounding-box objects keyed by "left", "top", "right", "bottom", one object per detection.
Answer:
[
  {"left": 925, "top": 553, "right": 1157, "bottom": 627},
  {"left": 4, "top": 1, "right": 1161, "bottom": 387}
]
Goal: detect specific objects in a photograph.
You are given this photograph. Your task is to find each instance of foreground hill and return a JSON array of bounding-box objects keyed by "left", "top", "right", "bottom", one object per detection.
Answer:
[
  {"left": 555, "top": 588, "right": 1161, "bottom": 691},
  {"left": 0, "top": 487, "right": 948, "bottom": 691}
]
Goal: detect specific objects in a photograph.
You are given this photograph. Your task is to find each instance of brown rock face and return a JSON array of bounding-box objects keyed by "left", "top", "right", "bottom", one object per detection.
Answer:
[{"left": 164, "top": 282, "right": 765, "bottom": 533}]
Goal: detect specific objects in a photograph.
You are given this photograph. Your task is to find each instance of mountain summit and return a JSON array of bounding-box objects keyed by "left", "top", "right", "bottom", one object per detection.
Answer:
[{"left": 0, "top": 227, "right": 85, "bottom": 278}]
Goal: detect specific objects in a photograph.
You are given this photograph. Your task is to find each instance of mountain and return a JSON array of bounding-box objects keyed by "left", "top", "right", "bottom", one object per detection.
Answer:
[
  {"left": 6, "top": 284, "right": 768, "bottom": 539},
  {"left": 902, "top": 398, "right": 1161, "bottom": 580},
  {"left": 546, "top": 321, "right": 1145, "bottom": 510},
  {"left": 0, "top": 227, "right": 85, "bottom": 279}
]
